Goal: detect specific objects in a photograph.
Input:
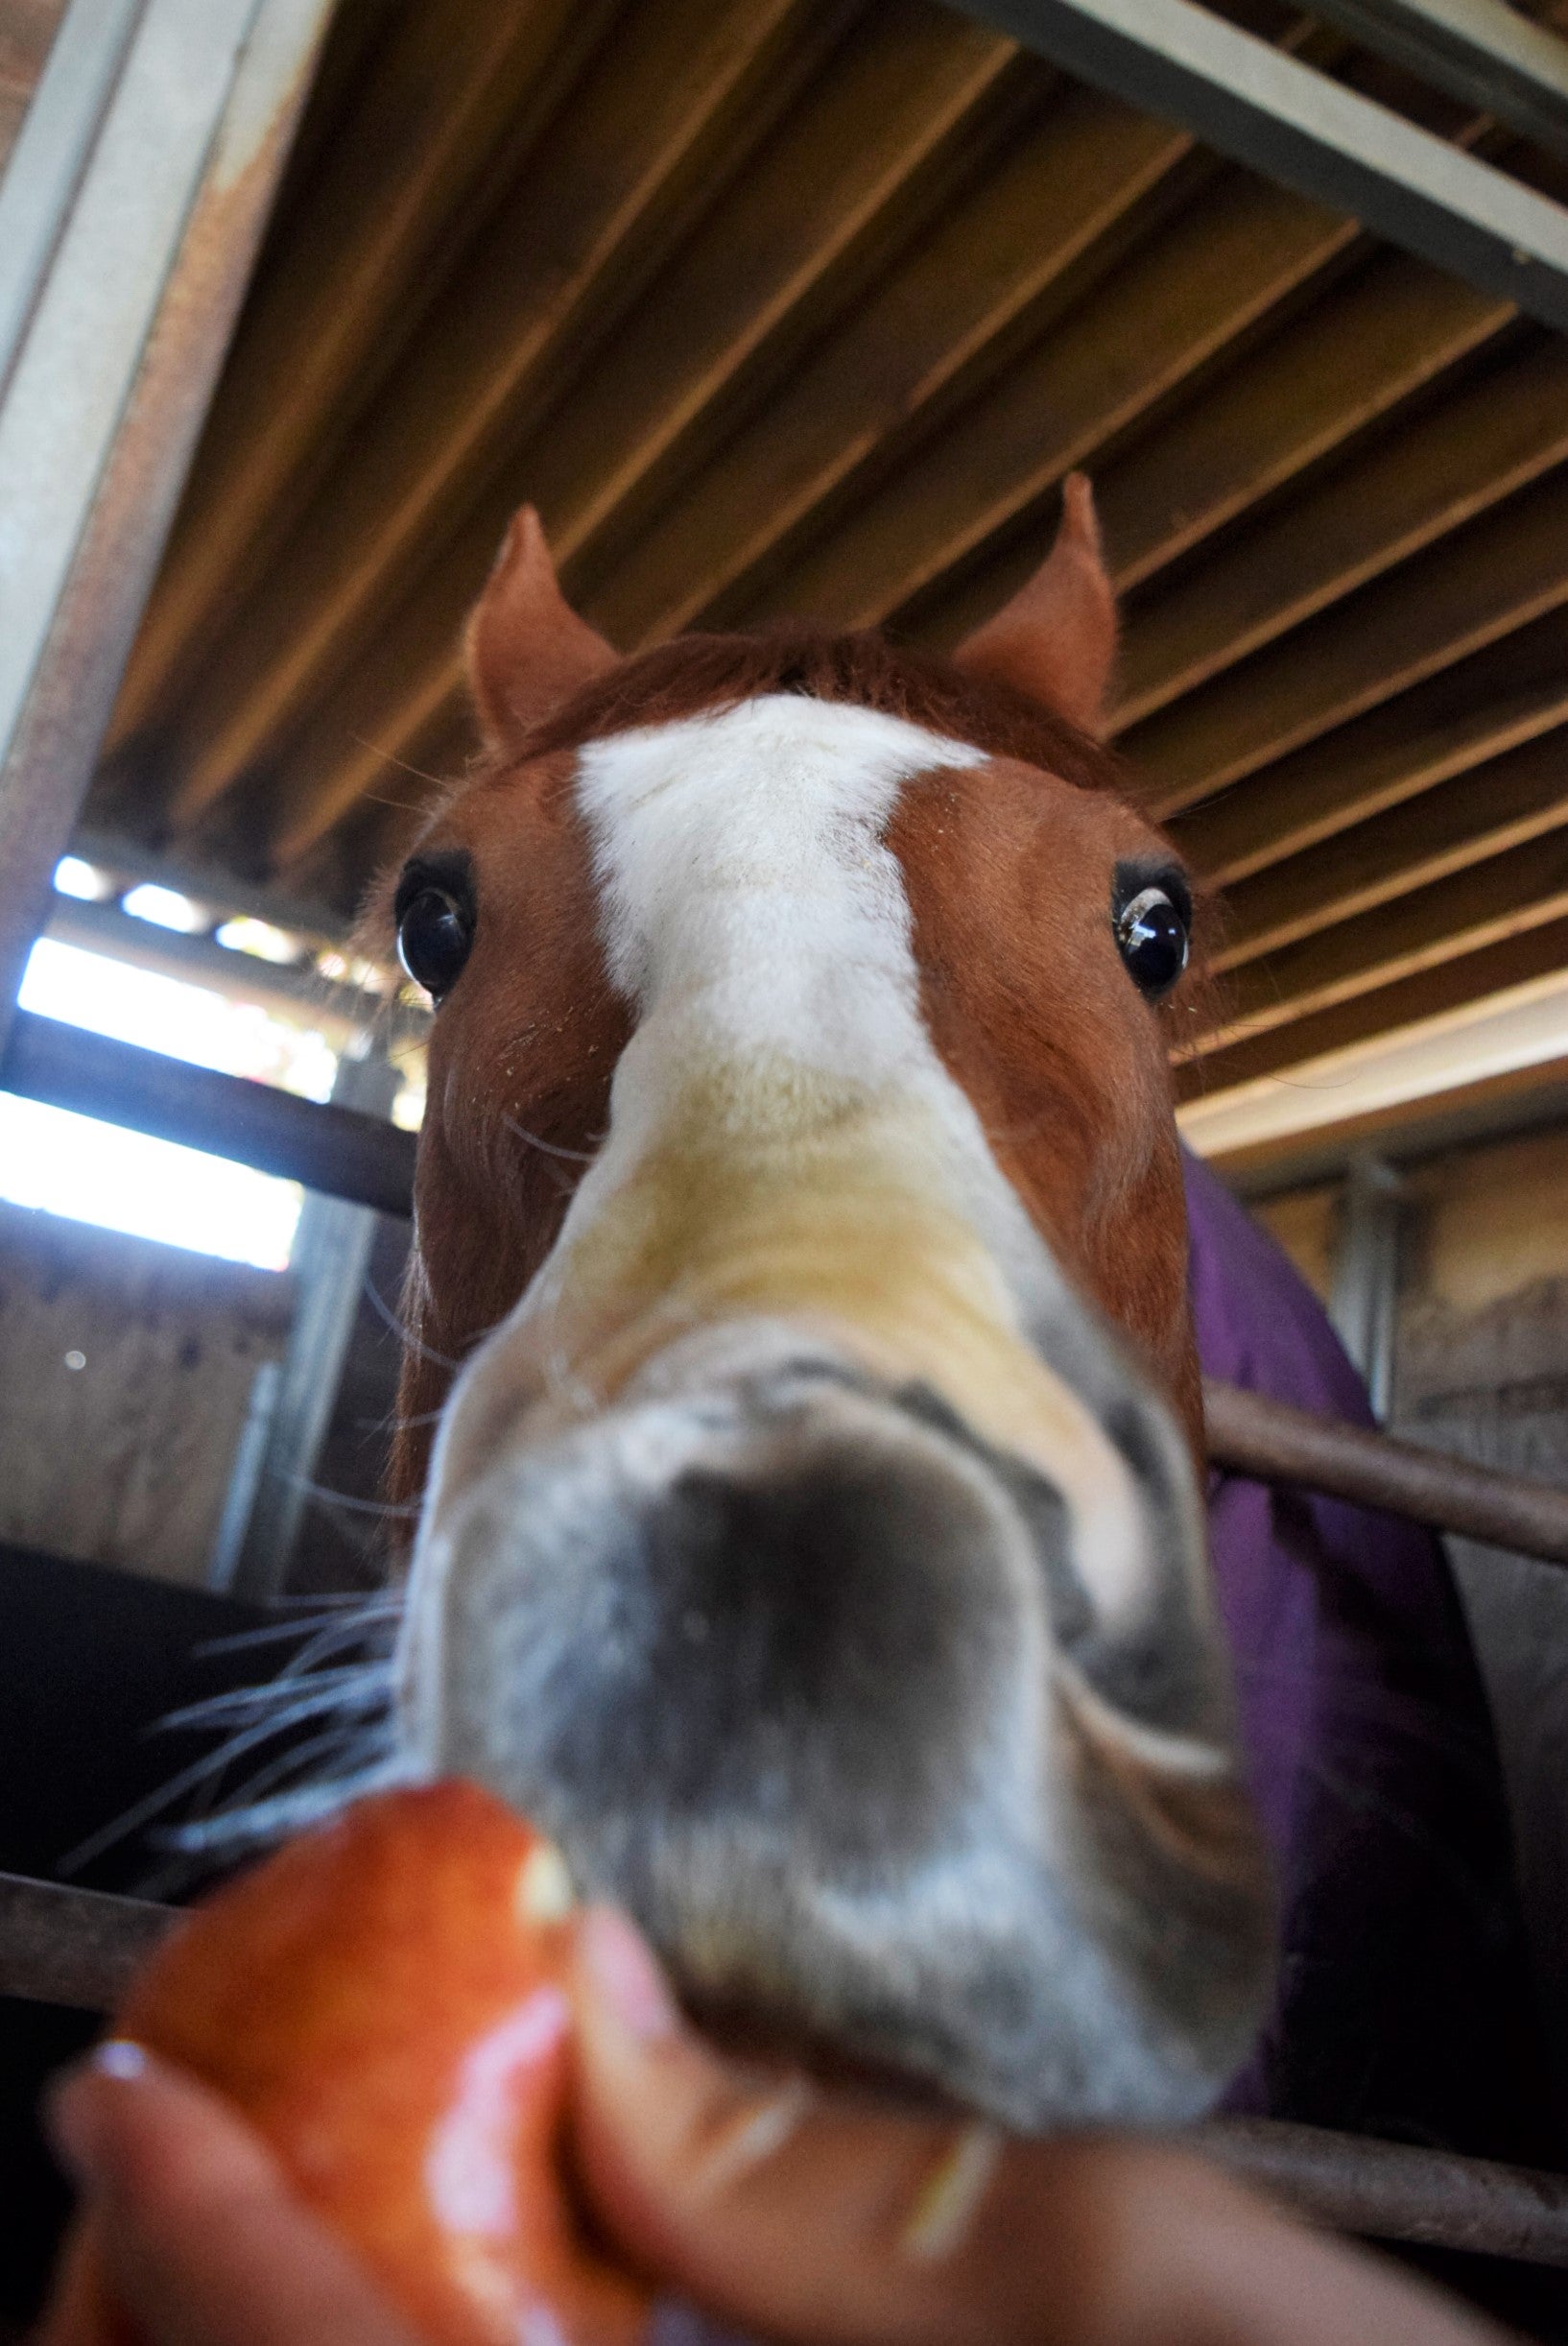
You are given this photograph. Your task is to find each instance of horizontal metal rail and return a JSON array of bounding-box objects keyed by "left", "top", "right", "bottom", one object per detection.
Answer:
[
  {"left": 1203, "top": 1376, "right": 1568, "bottom": 1564},
  {"left": 4, "top": 1869, "right": 1565, "bottom": 2265},
  {"left": 0, "top": 1007, "right": 417, "bottom": 1218},
  {"left": 0, "top": 1871, "right": 176, "bottom": 2010},
  {"left": 1200, "top": 2117, "right": 1568, "bottom": 2268},
  {"left": 6, "top": 1016, "right": 1568, "bottom": 1561}
]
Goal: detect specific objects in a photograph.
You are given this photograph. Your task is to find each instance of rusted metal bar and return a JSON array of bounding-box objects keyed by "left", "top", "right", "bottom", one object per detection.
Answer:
[
  {"left": 0, "top": 1008, "right": 416, "bottom": 1217},
  {"left": 1204, "top": 1375, "right": 1568, "bottom": 1565},
  {"left": 1200, "top": 2117, "right": 1568, "bottom": 2269},
  {"left": 3, "top": 1869, "right": 1566, "bottom": 2267},
  {"left": 0, "top": 0, "right": 339, "bottom": 1059},
  {"left": 6, "top": 1006, "right": 1568, "bottom": 1561},
  {"left": 0, "top": 1871, "right": 175, "bottom": 2010}
]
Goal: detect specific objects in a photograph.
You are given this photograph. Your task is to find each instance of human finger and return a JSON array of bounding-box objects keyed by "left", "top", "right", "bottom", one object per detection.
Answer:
[
  {"left": 568, "top": 1905, "right": 1505, "bottom": 2346},
  {"left": 40, "top": 2044, "right": 421, "bottom": 2346}
]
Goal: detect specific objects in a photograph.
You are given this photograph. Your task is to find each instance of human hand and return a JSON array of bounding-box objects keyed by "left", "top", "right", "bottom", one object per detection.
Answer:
[{"left": 38, "top": 1906, "right": 1503, "bottom": 2346}]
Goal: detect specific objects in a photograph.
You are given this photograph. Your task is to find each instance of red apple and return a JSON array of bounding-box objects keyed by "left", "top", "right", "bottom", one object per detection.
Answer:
[{"left": 104, "top": 1782, "right": 649, "bottom": 2346}]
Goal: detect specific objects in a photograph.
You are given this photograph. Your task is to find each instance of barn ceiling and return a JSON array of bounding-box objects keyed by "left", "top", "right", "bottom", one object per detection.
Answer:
[{"left": 80, "top": 0, "right": 1568, "bottom": 1113}]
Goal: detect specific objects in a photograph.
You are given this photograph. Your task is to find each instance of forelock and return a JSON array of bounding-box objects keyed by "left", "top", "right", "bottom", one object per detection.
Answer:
[{"left": 516, "top": 626, "right": 1128, "bottom": 801}]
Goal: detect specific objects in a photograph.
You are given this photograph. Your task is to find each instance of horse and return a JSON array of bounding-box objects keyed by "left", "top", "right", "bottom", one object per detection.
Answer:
[
  {"left": 361, "top": 480, "right": 1555, "bottom": 2194},
  {"left": 369, "top": 475, "right": 1273, "bottom": 2134}
]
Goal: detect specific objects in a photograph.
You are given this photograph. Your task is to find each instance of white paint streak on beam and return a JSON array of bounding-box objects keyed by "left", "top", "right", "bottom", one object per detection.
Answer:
[
  {"left": 946, "top": 0, "right": 1568, "bottom": 330},
  {"left": 0, "top": 0, "right": 144, "bottom": 392},
  {"left": 0, "top": 0, "right": 338, "bottom": 1054},
  {"left": 1177, "top": 966, "right": 1568, "bottom": 1160}
]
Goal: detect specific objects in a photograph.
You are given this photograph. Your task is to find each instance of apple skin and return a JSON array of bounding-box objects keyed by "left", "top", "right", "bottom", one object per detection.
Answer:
[{"left": 109, "top": 1782, "right": 650, "bottom": 2346}]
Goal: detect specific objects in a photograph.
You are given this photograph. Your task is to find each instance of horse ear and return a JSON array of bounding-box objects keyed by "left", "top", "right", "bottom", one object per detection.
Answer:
[
  {"left": 954, "top": 474, "right": 1117, "bottom": 734},
  {"left": 463, "top": 506, "right": 617, "bottom": 754}
]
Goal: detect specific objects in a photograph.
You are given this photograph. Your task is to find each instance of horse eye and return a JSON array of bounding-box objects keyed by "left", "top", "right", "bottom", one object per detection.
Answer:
[
  {"left": 1114, "top": 885, "right": 1188, "bottom": 999},
  {"left": 396, "top": 887, "right": 473, "bottom": 999}
]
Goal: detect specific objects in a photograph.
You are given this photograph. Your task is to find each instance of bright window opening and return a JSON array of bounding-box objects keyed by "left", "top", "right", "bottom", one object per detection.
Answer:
[
  {"left": 215, "top": 915, "right": 304, "bottom": 964},
  {"left": 121, "top": 882, "right": 206, "bottom": 932},
  {"left": 54, "top": 855, "right": 113, "bottom": 901},
  {"left": 0, "top": 940, "right": 343, "bottom": 1272}
]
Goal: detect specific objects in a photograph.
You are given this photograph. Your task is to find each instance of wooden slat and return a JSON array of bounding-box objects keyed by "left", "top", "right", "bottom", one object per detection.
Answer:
[
  {"left": 1212, "top": 724, "right": 1568, "bottom": 968},
  {"left": 43, "top": 895, "right": 421, "bottom": 1044},
  {"left": 518, "top": 1, "right": 1023, "bottom": 575},
  {"left": 734, "top": 170, "right": 1356, "bottom": 633},
  {"left": 1130, "top": 459, "right": 1568, "bottom": 816},
  {"left": 1096, "top": 261, "right": 1515, "bottom": 595},
  {"left": 1171, "top": 608, "right": 1568, "bottom": 886},
  {"left": 109, "top": 0, "right": 617, "bottom": 755},
  {"left": 250, "top": 4, "right": 1033, "bottom": 866},
  {"left": 1175, "top": 912, "right": 1568, "bottom": 1097},
  {"left": 1192, "top": 827, "right": 1568, "bottom": 1052},
  {"left": 292, "top": 232, "right": 1534, "bottom": 877},
  {"left": 908, "top": 245, "right": 1510, "bottom": 644},
  {"left": 161, "top": 0, "right": 823, "bottom": 832},
  {"left": 267, "top": 77, "right": 1200, "bottom": 870},
  {"left": 1113, "top": 331, "right": 1568, "bottom": 727},
  {"left": 569, "top": 84, "right": 1197, "bottom": 647}
]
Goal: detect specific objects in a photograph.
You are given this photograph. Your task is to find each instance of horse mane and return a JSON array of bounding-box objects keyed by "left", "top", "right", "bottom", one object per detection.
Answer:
[{"left": 517, "top": 624, "right": 1130, "bottom": 802}]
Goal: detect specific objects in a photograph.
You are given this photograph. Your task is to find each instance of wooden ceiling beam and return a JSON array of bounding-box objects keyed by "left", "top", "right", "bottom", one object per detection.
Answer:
[
  {"left": 571, "top": 89, "right": 1200, "bottom": 648},
  {"left": 1111, "top": 332, "right": 1568, "bottom": 728},
  {"left": 265, "top": 79, "right": 1201, "bottom": 872},
  {"left": 108, "top": 0, "right": 610, "bottom": 755},
  {"left": 237, "top": 4, "right": 1033, "bottom": 870},
  {"left": 1173, "top": 912, "right": 1568, "bottom": 1099},
  {"left": 725, "top": 172, "right": 1357, "bottom": 631},
  {"left": 1188, "top": 826, "right": 1568, "bottom": 1053},
  {"left": 513, "top": 1, "right": 1024, "bottom": 584},
  {"left": 1130, "top": 459, "right": 1568, "bottom": 815},
  {"left": 901, "top": 245, "right": 1510, "bottom": 644},
  {"left": 158, "top": 0, "right": 822, "bottom": 834},
  {"left": 1169, "top": 607, "right": 1568, "bottom": 884},
  {"left": 1091, "top": 253, "right": 1510, "bottom": 594},
  {"left": 1210, "top": 723, "right": 1568, "bottom": 968}
]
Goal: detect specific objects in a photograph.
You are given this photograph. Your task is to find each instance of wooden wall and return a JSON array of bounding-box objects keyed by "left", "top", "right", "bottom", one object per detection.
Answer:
[{"left": 0, "top": 1203, "right": 293, "bottom": 1585}]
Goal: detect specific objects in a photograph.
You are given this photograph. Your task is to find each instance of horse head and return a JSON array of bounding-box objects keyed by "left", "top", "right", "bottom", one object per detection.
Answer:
[{"left": 379, "top": 480, "right": 1274, "bottom": 2130}]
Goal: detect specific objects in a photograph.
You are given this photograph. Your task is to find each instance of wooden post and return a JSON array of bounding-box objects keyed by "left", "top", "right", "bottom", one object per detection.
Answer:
[{"left": 0, "top": 0, "right": 338, "bottom": 1056}]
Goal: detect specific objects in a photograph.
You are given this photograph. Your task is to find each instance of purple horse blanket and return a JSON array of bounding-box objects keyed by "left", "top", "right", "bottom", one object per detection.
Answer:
[{"left": 1185, "top": 1150, "right": 1556, "bottom": 2168}]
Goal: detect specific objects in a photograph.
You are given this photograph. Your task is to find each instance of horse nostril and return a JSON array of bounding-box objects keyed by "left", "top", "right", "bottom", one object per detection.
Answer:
[
  {"left": 559, "top": 1417, "right": 1042, "bottom": 1867},
  {"left": 645, "top": 1443, "right": 1005, "bottom": 1705}
]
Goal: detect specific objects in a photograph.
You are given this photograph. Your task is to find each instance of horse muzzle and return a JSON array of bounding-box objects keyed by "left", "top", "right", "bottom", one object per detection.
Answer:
[{"left": 397, "top": 1314, "right": 1274, "bottom": 2131}]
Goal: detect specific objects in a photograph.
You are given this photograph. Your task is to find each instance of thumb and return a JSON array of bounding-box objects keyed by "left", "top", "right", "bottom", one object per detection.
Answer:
[
  {"left": 567, "top": 1907, "right": 1506, "bottom": 2346},
  {"left": 568, "top": 1906, "right": 1024, "bottom": 2346}
]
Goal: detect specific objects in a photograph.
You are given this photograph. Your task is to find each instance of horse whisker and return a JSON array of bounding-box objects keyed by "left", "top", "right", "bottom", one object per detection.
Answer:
[
  {"left": 278, "top": 1474, "right": 421, "bottom": 1520},
  {"left": 501, "top": 1113, "right": 597, "bottom": 1165},
  {"left": 157, "top": 1755, "right": 416, "bottom": 1859},
  {"left": 155, "top": 1660, "right": 397, "bottom": 1736},
  {"left": 363, "top": 1275, "right": 463, "bottom": 1370},
  {"left": 195, "top": 1597, "right": 402, "bottom": 1659}
]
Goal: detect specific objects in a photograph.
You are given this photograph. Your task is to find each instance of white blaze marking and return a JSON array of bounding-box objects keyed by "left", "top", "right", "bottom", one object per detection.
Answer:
[
  {"left": 579, "top": 695, "right": 980, "bottom": 1073},
  {"left": 567, "top": 697, "right": 1054, "bottom": 1300},
  {"left": 515, "top": 695, "right": 1152, "bottom": 1616}
]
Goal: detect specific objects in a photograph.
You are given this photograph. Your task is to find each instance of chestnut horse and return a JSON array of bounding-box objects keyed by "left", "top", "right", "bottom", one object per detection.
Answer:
[{"left": 373, "top": 476, "right": 1273, "bottom": 2134}]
